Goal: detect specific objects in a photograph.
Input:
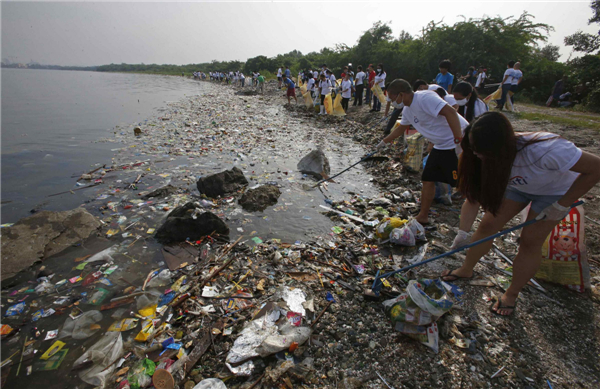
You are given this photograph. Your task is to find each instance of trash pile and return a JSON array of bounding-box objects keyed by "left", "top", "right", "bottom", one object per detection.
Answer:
[{"left": 2, "top": 79, "right": 600, "bottom": 389}]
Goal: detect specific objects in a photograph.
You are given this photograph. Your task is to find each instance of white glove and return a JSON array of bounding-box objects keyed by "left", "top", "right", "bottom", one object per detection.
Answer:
[
  {"left": 377, "top": 140, "right": 388, "bottom": 149},
  {"left": 455, "top": 143, "right": 463, "bottom": 157},
  {"left": 536, "top": 202, "right": 570, "bottom": 221},
  {"left": 450, "top": 230, "right": 471, "bottom": 250}
]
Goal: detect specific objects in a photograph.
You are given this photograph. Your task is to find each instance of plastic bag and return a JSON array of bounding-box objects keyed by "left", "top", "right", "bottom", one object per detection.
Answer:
[
  {"left": 74, "top": 332, "right": 123, "bottom": 388},
  {"left": 434, "top": 182, "right": 452, "bottom": 205},
  {"left": 383, "top": 279, "right": 454, "bottom": 353},
  {"left": 127, "top": 359, "right": 155, "bottom": 389},
  {"left": 535, "top": 204, "right": 590, "bottom": 292},
  {"left": 60, "top": 310, "right": 103, "bottom": 339},
  {"left": 303, "top": 91, "right": 313, "bottom": 109},
  {"left": 406, "top": 219, "right": 427, "bottom": 242},
  {"left": 390, "top": 226, "right": 415, "bottom": 246},
  {"left": 136, "top": 291, "right": 160, "bottom": 317},
  {"left": 371, "top": 83, "right": 387, "bottom": 105},
  {"left": 194, "top": 379, "right": 227, "bottom": 389},
  {"left": 108, "top": 318, "right": 139, "bottom": 332},
  {"left": 404, "top": 133, "right": 424, "bottom": 172},
  {"left": 376, "top": 217, "right": 408, "bottom": 239},
  {"left": 332, "top": 93, "right": 346, "bottom": 116},
  {"left": 323, "top": 93, "right": 333, "bottom": 114},
  {"left": 86, "top": 245, "right": 118, "bottom": 263},
  {"left": 146, "top": 269, "right": 172, "bottom": 288}
]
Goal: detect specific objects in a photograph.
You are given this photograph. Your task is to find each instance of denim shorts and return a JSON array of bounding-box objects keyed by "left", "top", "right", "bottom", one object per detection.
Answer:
[{"left": 504, "top": 187, "right": 563, "bottom": 214}]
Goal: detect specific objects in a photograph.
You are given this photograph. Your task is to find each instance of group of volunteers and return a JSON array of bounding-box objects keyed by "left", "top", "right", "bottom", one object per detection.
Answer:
[
  {"left": 206, "top": 70, "right": 266, "bottom": 92},
  {"left": 374, "top": 59, "right": 600, "bottom": 316},
  {"left": 192, "top": 72, "right": 207, "bottom": 80}
]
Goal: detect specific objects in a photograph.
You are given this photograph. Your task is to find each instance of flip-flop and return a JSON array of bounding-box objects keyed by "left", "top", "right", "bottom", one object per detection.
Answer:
[
  {"left": 489, "top": 296, "right": 516, "bottom": 317},
  {"left": 440, "top": 269, "right": 473, "bottom": 282}
]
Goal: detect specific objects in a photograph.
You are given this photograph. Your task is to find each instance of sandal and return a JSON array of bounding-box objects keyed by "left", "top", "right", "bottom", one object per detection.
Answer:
[
  {"left": 440, "top": 269, "right": 473, "bottom": 282},
  {"left": 489, "top": 296, "right": 516, "bottom": 317}
]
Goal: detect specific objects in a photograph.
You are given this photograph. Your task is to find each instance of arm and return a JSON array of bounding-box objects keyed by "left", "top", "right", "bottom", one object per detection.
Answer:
[
  {"left": 447, "top": 84, "right": 452, "bottom": 93},
  {"left": 518, "top": 75, "right": 524, "bottom": 85},
  {"left": 383, "top": 123, "right": 410, "bottom": 144},
  {"left": 384, "top": 101, "right": 391, "bottom": 116},
  {"left": 556, "top": 152, "right": 600, "bottom": 208},
  {"left": 502, "top": 75, "right": 509, "bottom": 84},
  {"left": 438, "top": 104, "right": 463, "bottom": 140}
]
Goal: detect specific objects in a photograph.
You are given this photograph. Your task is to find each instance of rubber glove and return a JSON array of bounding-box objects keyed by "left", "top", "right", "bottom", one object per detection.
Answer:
[
  {"left": 450, "top": 230, "right": 471, "bottom": 250},
  {"left": 377, "top": 140, "right": 387, "bottom": 149},
  {"left": 536, "top": 202, "right": 570, "bottom": 221}
]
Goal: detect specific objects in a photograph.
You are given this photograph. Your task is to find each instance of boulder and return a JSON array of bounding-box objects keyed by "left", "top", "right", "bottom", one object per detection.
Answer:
[
  {"left": 238, "top": 185, "right": 281, "bottom": 212},
  {"left": 142, "top": 184, "right": 178, "bottom": 199},
  {"left": 297, "top": 150, "right": 330, "bottom": 179},
  {"left": 1, "top": 208, "right": 101, "bottom": 280},
  {"left": 196, "top": 167, "right": 248, "bottom": 198},
  {"left": 155, "top": 203, "right": 229, "bottom": 243}
]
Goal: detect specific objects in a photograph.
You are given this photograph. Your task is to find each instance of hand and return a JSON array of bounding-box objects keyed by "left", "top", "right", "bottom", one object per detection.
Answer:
[
  {"left": 536, "top": 202, "right": 570, "bottom": 221},
  {"left": 377, "top": 140, "right": 388, "bottom": 149},
  {"left": 455, "top": 143, "right": 463, "bottom": 157}
]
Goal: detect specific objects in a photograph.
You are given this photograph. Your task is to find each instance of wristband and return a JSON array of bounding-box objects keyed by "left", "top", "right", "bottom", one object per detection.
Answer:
[{"left": 454, "top": 137, "right": 462, "bottom": 144}]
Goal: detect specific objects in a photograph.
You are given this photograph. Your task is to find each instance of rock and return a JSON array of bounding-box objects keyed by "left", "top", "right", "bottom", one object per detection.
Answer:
[
  {"left": 1, "top": 208, "right": 101, "bottom": 280},
  {"left": 196, "top": 167, "right": 248, "bottom": 198},
  {"left": 142, "top": 184, "right": 178, "bottom": 199},
  {"left": 134, "top": 127, "right": 142, "bottom": 136},
  {"left": 369, "top": 198, "right": 392, "bottom": 207},
  {"left": 297, "top": 150, "right": 330, "bottom": 178},
  {"left": 155, "top": 203, "right": 229, "bottom": 243},
  {"left": 238, "top": 185, "right": 281, "bottom": 212}
]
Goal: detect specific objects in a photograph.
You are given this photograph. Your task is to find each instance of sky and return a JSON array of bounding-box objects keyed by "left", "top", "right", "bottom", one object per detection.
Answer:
[{"left": 1, "top": 1, "right": 598, "bottom": 67}]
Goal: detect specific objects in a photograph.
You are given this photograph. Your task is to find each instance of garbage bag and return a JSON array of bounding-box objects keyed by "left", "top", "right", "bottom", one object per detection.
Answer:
[
  {"left": 371, "top": 83, "right": 387, "bottom": 105},
  {"left": 73, "top": 332, "right": 123, "bottom": 388},
  {"left": 193, "top": 379, "right": 227, "bottom": 389},
  {"left": 390, "top": 226, "right": 415, "bottom": 246},
  {"left": 136, "top": 291, "right": 160, "bottom": 317},
  {"left": 332, "top": 93, "right": 346, "bottom": 116},
  {"left": 376, "top": 217, "right": 408, "bottom": 239},
  {"left": 383, "top": 279, "right": 454, "bottom": 353},
  {"left": 59, "top": 310, "right": 103, "bottom": 339},
  {"left": 404, "top": 133, "right": 424, "bottom": 172},
  {"left": 303, "top": 91, "right": 313, "bottom": 109},
  {"left": 323, "top": 93, "right": 333, "bottom": 114},
  {"left": 406, "top": 219, "right": 427, "bottom": 242}
]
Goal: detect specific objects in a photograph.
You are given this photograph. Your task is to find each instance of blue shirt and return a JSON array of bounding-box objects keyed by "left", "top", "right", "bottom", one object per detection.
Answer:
[
  {"left": 435, "top": 73, "right": 454, "bottom": 91},
  {"left": 284, "top": 69, "right": 291, "bottom": 78},
  {"left": 284, "top": 79, "right": 295, "bottom": 89}
]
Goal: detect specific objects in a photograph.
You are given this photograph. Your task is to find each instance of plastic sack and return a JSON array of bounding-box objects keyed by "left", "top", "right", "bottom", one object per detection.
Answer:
[
  {"left": 535, "top": 204, "right": 590, "bottom": 292},
  {"left": 406, "top": 219, "right": 427, "bottom": 242},
  {"left": 127, "top": 359, "right": 155, "bottom": 389},
  {"left": 323, "top": 93, "right": 333, "bottom": 114},
  {"left": 193, "top": 379, "right": 227, "bottom": 389},
  {"left": 371, "top": 83, "right": 387, "bottom": 105},
  {"left": 483, "top": 87, "right": 514, "bottom": 112},
  {"left": 434, "top": 182, "right": 452, "bottom": 205},
  {"left": 383, "top": 279, "right": 454, "bottom": 353},
  {"left": 146, "top": 269, "right": 172, "bottom": 288},
  {"left": 86, "top": 245, "right": 118, "bottom": 263},
  {"left": 404, "top": 133, "right": 424, "bottom": 172},
  {"left": 303, "top": 91, "right": 313, "bottom": 109},
  {"left": 136, "top": 291, "right": 160, "bottom": 317},
  {"left": 60, "top": 310, "right": 103, "bottom": 339},
  {"left": 73, "top": 332, "right": 123, "bottom": 388},
  {"left": 332, "top": 93, "right": 346, "bottom": 116},
  {"left": 390, "top": 226, "right": 415, "bottom": 246},
  {"left": 376, "top": 217, "right": 408, "bottom": 239}
]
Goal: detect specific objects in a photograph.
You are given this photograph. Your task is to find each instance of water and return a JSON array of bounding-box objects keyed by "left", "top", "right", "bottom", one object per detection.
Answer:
[{"left": 1, "top": 68, "right": 203, "bottom": 223}]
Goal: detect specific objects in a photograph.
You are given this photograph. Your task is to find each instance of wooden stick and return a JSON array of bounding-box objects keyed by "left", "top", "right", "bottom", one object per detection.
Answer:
[
  {"left": 248, "top": 372, "right": 266, "bottom": 389},
  {"left": 47, "top": 183, "right": 100, "bottom": 197},
  {"left": 199, "top": 236, "right": 244, "bottom": 289},
  {"left": 311, "top": 301, "right": 333, "bottom": 328},
  {"left": 16, "top": 336, "right": 27, "bottom": 376}
]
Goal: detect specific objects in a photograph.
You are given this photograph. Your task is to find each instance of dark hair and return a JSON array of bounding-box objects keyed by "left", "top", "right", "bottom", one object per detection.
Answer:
[
  {"left": 508, "top": 60, "right": 515, "bottom": 68},
  {"left": 357, "top": 65, "right": 363, "bottom": 71},
  {"left": 439, "top": 59, "right": 452, "bottom": 70},
  {"left": 387, "top": 79, "right": 413, "bottom": 95},
  {"left": 454, "top": 82, "right": 480, "bottom": 122},
  {"left": 378, "top": 63, "right": 384, "bottom": 70},
  {"left": 413, "top": 79, "right": 428, "bottom": 91},
  {"left": 433, "top": 86, "right": 447, "bottom": 98},
  {"left": 458, "top": 112, "right": 517, "bottom": 215}
]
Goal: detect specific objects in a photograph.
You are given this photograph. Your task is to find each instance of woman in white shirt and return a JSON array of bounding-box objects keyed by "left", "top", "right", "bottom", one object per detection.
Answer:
[
  {"left": 370, "top": 63, "right": 386, "bottom": 112},
  {"left": 452, "top": 82, "right": 488, "bottom": 123},
  {"left": 318, "top": 74, "right": 332, "bottom": 115},
  {"left": 341, "top": 74, "right": 352, "bottom": 112},
  {"left": 496, "top": 60, "right": 515, "bottom": 110},
  {"left": 353, "top": 65, "right": 366, "bottom": 106},
  {"left": 306, "top": 74, "right": 316, "bottom": 98},
  {"left": 442, "top": 112, "right": 600, "bottom": 316}
]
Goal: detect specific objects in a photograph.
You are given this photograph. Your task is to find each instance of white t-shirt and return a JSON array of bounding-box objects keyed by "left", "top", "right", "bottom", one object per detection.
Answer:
[
  {"left": 313, "top": 71, "right": 319, "bottom": 79},
  {"left": 319, "top": 79, "right": 332, "bottom": 95},
  {"left": 386, "top": 95, "right": 404, "bottom": 110},
  {"left": 444, "top": 94, "right": 458, "bottom": 106},
  {"left": 355, "top": 71, "right": 366, "bottom": 85},
  {"left": 307, "top": 78, "right": 315, "bottom": 92},
  {"left": 374, "top": 71, "right": 386, "bottom": 87},
  {"left": 399, "top": 90, "right": 469, "bottom": 150},
  {"left": 503, "top": 68, "right": 515, "bottom": 84},
  {"left": 473, "top": 98, "right": 488, "bottom": 118},
  {"left": 329, "top": 75, "right": 336, "bottom": 84},
  {"left": 429, "top": 85, "right": 457, "bottom": 106},
  {"left": 509, "top": 133, "right": 582, "bottom": 195},
  {"left": 341, "top": 80, "right": 352, "bottom": 98},
  {"left": 511, "top": 70, "right": 523, "bottom": 86},
  {"left": 277, "top": 68, "right": 282, "bottom": 77},
  {"left": 475, "top": 72, "right": 486, "bottom": 87}
]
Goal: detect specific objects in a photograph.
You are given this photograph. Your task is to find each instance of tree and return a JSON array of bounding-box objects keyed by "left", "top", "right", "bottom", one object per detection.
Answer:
[
  {"left": 564, "top": 0, "right": 600, "bottom": 53},
  {"left": 540, "top": 45, "right": 561, "bottom": 61}
]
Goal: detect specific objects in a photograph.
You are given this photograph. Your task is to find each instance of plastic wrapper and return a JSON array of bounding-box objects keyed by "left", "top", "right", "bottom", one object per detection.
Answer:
[
  {"left": 73, "top": 332, "right": 123, "bottom": 388},
  {"left": 406, "top": 219, "right": 427, "bottom": 242},
  {"left": 136, "top": 291, "right": 160, "bottom": 317},
  {"left": 383, "top": 279, "right": 455, "bottom": 353},
  {"left": 390, "top": 226, "right": 415, "bottom": 246},
  {"left": 86, "top": 245, "right": 118, "bottom": 263},
  {"left": 147, "top": 269, "right": 172, "bottom": 288},
  {"left": 276, "top": 286, "right": 307, "bottom": 316},
  {"left": 193, "top": 379, "right": 227, "bottom": 389},
  {"left": 4, "top": 302, "right": 26, "bottom": 316},
  {"left": 376, "top": 217, "right": 408, "bottom": 239},
  {"left": 127, "top": 359, "right": 155, "bottom": 389},
  {"left": 108, "top": 318, "right": 139, "bottom": 332},
  {"left": 60, "top": 310, "right": 103, "bottom": 339},
  {"left": 404, "top": 133, "right": 424, "bottom": 173}
]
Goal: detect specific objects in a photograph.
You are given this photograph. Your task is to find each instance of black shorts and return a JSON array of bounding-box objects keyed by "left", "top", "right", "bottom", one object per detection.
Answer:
[
  {"left": 277, "top": 76, "right": 282, "bottom": 81},
  {"left": 422, "top": 148, "right": 458, "bottom": 187}
]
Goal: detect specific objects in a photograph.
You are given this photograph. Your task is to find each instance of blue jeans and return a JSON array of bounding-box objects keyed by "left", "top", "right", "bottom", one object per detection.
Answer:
[
  {"left": 366, "top": 87, "right": 372, "bottom": 104},
  {"left": 497, "top": 84, "right": 512, "bottom": 110},
  {"left": 373, "top": 96, "right": 381, "bottom": 111}
]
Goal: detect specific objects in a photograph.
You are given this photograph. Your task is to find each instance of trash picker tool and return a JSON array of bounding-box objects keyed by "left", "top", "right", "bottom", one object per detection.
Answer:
[
  {"left": 371, "top": 200, "right": 584, "bottom": 295},
  {"left": 312, "top": 151, "right": 377, "bottom": 188}
]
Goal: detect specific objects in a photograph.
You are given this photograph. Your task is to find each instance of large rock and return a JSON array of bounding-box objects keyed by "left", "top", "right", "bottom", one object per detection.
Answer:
[
  {"left": 1, "top": 208, "right": 101, "bottom": 280},
  {"left": 238, "top": 185, "right": 281, "bottom": 212},
  {"left": 196, "top": 167, "right": 248, "bottom": 198},
  {"left": 155, "top": 202, "right": 229, "bottom": 243},
  {"left": 297, "top": 150, "right": 330, "bottom": 178},
  {"left": 142, "top": 184, "right": 178, "bottom": 199}
]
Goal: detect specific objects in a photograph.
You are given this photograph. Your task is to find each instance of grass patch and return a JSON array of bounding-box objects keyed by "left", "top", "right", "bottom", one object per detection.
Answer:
[{"left": 514, "top": 111, "right": 600, "bottom": 130}]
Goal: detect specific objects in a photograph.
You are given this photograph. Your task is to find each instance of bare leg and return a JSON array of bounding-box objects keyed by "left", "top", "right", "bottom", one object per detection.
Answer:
[
  {"left": 494, "top": 209, "right": 558, "bottom": 315},
  {"left": 459, "top": 199, "right": 480, "bottom": 232},
  {"left": 442, "top": 198, "right": 527, "bottom": 280},
  {"left": 416, "top": 181, "right": 435, "bottom": 224}
]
